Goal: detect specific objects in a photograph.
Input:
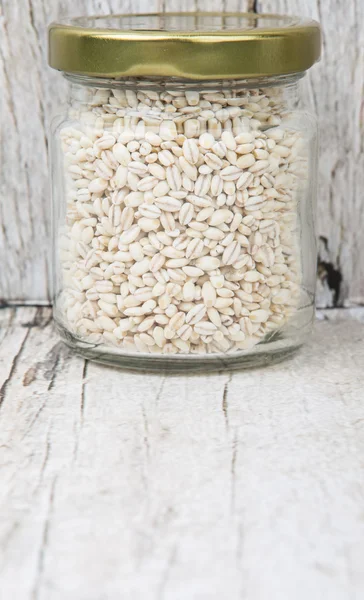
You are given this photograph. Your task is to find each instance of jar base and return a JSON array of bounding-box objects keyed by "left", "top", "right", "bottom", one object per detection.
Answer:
[{"left": 56, "top": 320, "right": 305, "bottom": 373}]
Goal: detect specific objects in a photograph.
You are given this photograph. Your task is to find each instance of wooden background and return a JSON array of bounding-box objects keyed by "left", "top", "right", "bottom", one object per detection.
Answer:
[{"left": 0, "top": 0, "right": 363, "bottom": 307}]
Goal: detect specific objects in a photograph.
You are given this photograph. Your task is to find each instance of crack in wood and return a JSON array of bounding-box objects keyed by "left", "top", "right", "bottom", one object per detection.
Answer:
[
  {"left": 20, "top": 344, "right": 71, "bottom": 440},
  {"left": 24, "top": 164, "right": 36, "bottom": 243},
  {"left": 39, "top": 432, "right": 51, "bottom": 482},
  {"left": 230, "top": 431, "right": 238, "bottom": 515},
  {"left": 73, "top": 360, "right": 88, "bottom": 463},
  {"left": 32, "top": 308, "right": 53, "bottom": 329},
  {"left": 20, "top": 340, "right": 63, "bottom": 391},
  {"left": 154, "top": 376, "right": 166, "bottom": 405},
  {"left": 27, "top": 0, "right": 49, "bottom": 156},
  {"left": 138, "top": 400, "right": 151, "bottom": 493},
  {"left": 21, "top": 397, "right": 48, "bottom": 441},
  {"left": 22, "top": 308, "right": 53, "bottom": 329},
  {"left": 222, "top": 372, "right": 232, "bottom": 431},
  {"left": 31, "top": 477, "right": 57, "bottom": 600},
  {"left": 80, "top": 360, "right": 88, "bottom": 422},
  {"left": 0, "top": 307, "right": 16, "bottom": 345},
  {"left": 318, "top": 236, "right": 343, "bottom": 306},
  {"left": 0, "top": 299, "right": 12, "bottom": 308},
  {"left": 247, "top": 0, "right": 259, "bottom": 11},
  {"left": 46, "top": 348, "right": 61, "bottom": 392},
  {"left": 31, "top": 427, "right": 52, "bottom": 495},
  {"left": 0, "top": 328, "right": 31, "bottom": 409}
]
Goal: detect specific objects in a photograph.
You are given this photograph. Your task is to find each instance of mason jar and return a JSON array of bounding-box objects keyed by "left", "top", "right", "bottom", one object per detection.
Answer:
[{"left": 48, "top": 13, "right": 321, "bottom": 371}]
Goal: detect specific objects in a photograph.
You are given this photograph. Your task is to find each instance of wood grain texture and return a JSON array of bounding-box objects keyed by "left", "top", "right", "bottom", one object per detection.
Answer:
[
  {"left": 0, "top": 0, "right": 156, "bottom": 305},
  {"left": 1, "top": 306, "right": 364, "bottom": 599},
  {"left": 0, "top": 0, "right": 363, "bottom": 306},
  {"left": 258, "top": 1, "right": 364, "bottom": 307}
]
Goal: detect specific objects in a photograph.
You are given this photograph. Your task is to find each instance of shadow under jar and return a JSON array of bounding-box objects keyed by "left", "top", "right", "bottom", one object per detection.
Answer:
[{"left": 48, "top": 12, "right": 321, "bottom": 371}]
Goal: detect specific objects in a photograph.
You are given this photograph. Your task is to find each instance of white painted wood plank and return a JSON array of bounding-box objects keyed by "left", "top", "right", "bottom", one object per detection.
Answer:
[
  {"left": 1, "top": 307, "right": 364, "bottom": 599},
  {"left": 258, "top": 0, "right": 364, "bottom": 307},
  {"left": 0, "top": 0, "right": 363, "bottom": 307},
  {"left": 0, "top": 308, "right": 85, "bottom": 600},
  {"left": 0, "top": 0, "right": 157, "bottom": 304}
]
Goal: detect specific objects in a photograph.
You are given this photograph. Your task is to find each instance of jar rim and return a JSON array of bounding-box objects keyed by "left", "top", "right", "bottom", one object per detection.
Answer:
[{"left": 48, "top": 12, "right": 321, "bottom": 80}]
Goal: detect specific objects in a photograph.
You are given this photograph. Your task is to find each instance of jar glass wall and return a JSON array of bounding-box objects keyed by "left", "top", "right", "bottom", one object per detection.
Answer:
[
  {"left": 51, "top": 75, "right": 317, "bottom": 370},
  {"left": 48, "top": 13, "right": 320, "bottom": 371}
]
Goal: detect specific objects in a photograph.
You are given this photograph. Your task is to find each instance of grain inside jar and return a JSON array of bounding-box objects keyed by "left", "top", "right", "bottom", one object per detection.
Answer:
[{"left": 58, "top": 83, "right": 306, "bottom": 354}]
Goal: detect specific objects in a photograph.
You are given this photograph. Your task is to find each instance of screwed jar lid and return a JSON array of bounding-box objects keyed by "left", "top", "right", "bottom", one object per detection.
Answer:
[{"left": 48, "top": 12, "right": 321, "bottom": 80}]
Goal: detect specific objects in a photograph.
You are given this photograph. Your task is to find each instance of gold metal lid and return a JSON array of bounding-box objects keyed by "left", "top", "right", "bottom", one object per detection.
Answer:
[{"left": 48, "top": 12, "right": 321, "bottom": 80}]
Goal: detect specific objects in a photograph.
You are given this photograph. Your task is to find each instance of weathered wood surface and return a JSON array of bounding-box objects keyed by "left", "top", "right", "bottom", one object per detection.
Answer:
[
  {"left": 0, "top": 0, "right": 363, "bottom": 306},
  {"left": 1, "top": 306, "right": 364, "bottom": 599}
]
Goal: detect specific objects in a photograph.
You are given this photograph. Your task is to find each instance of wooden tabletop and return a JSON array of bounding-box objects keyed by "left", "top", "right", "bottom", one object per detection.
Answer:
[{"left": 1, "top": 307, "right": 364, "bottom": 600}]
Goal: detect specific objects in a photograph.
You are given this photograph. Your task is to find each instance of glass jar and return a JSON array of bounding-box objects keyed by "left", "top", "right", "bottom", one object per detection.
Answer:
[{"left": 48, "top": 13, "right": 321, "bottom": 371}]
